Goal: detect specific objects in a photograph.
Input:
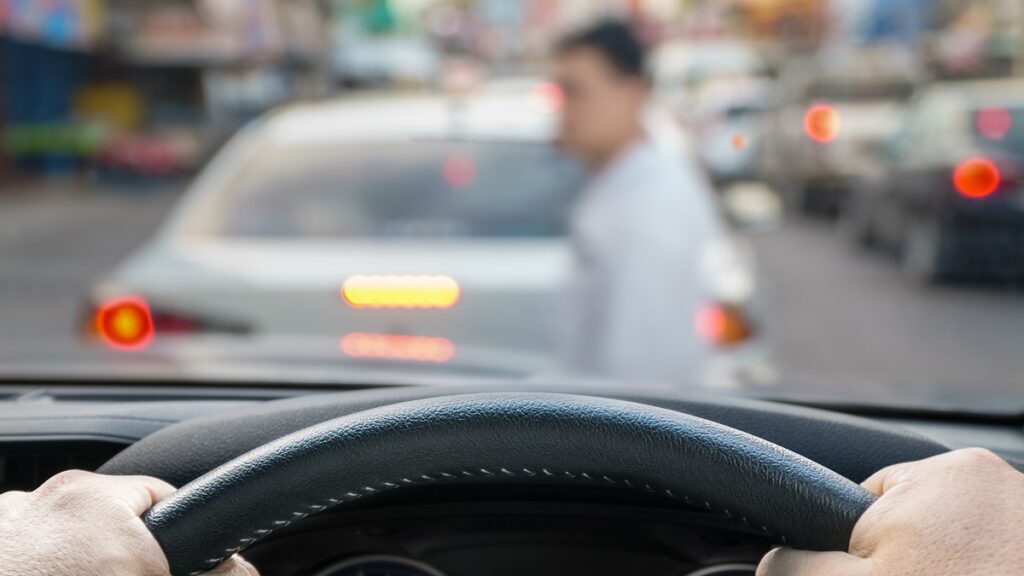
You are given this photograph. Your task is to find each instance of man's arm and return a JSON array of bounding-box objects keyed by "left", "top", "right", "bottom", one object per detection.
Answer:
[
  {"left": 0, "top": 470, "right": 258, "bottom": 576},
  {"left": 758, "top": 448, "right": 1024, "bottom": 576}
]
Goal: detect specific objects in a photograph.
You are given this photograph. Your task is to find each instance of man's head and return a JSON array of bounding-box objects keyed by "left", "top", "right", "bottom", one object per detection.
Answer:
[{"left": 554, "top": 20, "right": 651, "bottom": 168}]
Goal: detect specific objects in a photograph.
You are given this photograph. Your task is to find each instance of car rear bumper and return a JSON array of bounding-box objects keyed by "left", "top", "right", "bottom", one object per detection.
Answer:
[
  {"left": 703, "top": 340, "right": 776, "bottom": 390},
  {"left": 927, "top": 216, "right": 1024, "bottom": 276}
]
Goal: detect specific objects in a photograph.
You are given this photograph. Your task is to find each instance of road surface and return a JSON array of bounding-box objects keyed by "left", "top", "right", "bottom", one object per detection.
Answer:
[
  {"left": 752, "top": 218, "right": 1024, "bottom": 411},
  {"left": 0, "top": 182, "right": 178, "bottom": 346}
]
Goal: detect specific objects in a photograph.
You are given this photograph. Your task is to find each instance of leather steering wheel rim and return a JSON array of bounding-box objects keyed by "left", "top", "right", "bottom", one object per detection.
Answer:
[{"left": 142, "top": 393, "right": 875, "bottom": 576}]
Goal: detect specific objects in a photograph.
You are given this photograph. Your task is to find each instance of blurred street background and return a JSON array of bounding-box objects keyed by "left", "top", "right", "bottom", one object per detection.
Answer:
[{"left": 3, "top": 0, "right": 1024, "bottom": 401}]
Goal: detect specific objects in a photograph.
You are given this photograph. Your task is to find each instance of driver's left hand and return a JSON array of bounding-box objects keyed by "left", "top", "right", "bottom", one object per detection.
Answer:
[{"left": 0, "top": 470, "right": 258, "bottom": 576}]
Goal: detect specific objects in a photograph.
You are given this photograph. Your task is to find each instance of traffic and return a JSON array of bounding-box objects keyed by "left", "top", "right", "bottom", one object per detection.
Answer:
[{"left": 2, "top": 0, "right": 1024, "bottom": 405}]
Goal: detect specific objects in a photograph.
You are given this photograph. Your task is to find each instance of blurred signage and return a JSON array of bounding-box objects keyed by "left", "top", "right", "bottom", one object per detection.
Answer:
[
  {"left": 0, "top": 0, "right": 104, "bottom": 48},
  {"left": 860, "top": 0, "right": 931, "bottom": 42},
  {"left": 334, "top": 0, "right": 396, "bottom": 34},
  {"left": 280, "top": 0, "right": 325, "bottom": 60},
  {"left": 202, "top": 0, "right": 283, "bottom": 58},
  {"left": 361, "top": 0, "right": 396, "bottom": 34},
  {"left": 119, "top": 0, "right": 283, "bottom": 65},
  {"left": 118, "top": 3, "right": 230, "bottom": 64},
  {"left": 738, "top": 0, "right": 828, "bottom": 44}
]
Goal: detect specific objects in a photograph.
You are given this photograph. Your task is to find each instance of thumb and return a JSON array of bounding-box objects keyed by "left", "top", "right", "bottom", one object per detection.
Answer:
[
  {"left": 107, "top": 475, "right": 177, "bottom": 516},
  {"left": 757, "top": 548, "right": 869, "bottom": 576},
  {"left": 861, "top": 461, "right": 917, "bottom": 497},
  {"left": 203, "top": 555, "right": 260, "bottom": 576}
]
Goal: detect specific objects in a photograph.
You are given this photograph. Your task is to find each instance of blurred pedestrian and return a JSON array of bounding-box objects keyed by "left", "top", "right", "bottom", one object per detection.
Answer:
[{"left": 554, "top": 19, "right": 722, "bottom": 384}]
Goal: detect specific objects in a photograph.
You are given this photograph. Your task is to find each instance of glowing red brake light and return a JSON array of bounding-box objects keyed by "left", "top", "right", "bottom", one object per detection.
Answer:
[
  {"left": 695, "top": 303, "right": 753, "bottom": 347},
  {"left": 954, "top": 158, "right": 1001, "bottom": 199},
  {"left": 340, "top": 333, "right": 455, "bottom": 363},
  {"left": 94, "top": 296, "right": 154, "bottom": 350},
  {"left": 803, "top": 104, "right": 842, "bottom": 143},
  {"left": 976, "top": 108, "right": 1012, "bottom": 140},
  {"left": 530, "top": 82, "right": 564, "bottom": 112},
  {"left": 442, "top": 155, "right": 476, "bottom": 189}
]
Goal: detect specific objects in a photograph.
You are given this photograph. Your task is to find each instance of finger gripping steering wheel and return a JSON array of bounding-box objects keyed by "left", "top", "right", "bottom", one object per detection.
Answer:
[{"left": 141, "top": 393, "right": 875, "bottom": 576}]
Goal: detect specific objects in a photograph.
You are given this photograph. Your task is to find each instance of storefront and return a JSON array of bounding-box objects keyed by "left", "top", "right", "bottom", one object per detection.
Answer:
[
  {"left": 1, "top": 0, "right": 327, "bottom": 180},
  {"left": 97, "top": 0, "right": 327, "bottom": 176},
  {"left": 0, "top": 0, "right": 105, "bottom": 179}
]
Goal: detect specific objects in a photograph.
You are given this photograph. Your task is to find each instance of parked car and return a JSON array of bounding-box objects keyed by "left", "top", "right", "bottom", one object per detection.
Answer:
[
  {"left": 96, "top": 130, "right": 200, "bottom": 180},
  {"left": 689, "top": 76, "right": 775, "bottom": 186},
  {"left": 759, "top": 47, "right": 920, "bottom": 214},
  {"left": 840, "top": 79, "right": 1024, "bottom": 282},
  {"left": 81, "top": 92, "right": 771, "bottom": 388}
]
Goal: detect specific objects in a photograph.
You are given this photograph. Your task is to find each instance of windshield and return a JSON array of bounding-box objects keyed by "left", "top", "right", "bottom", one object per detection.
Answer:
[{"left": 3, "top": 0, "right": 1024, "bottom": 415}]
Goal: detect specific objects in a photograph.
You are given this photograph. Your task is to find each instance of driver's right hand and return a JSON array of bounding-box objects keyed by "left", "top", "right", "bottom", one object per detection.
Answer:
[
  {"left": 0, "top": 469, "right": 258, "bottom": 576},
  {"left": 758, "top": 448, "right": 1024, "bottom": 575}
]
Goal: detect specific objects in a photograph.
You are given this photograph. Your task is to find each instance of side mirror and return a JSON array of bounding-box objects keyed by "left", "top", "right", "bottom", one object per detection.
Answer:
[{"left": 721, "top": 182, "right": 784, "bottom": 234}]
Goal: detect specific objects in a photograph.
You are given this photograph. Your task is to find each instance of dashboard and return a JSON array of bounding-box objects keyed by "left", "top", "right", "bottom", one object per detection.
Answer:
[
  {"left": 242, "top": 494, "right": 767, "bottom": 576},
  {"left": 316, "top": 558, "right": 754, "bottom": 576},
  {"left": 1, "top": 381, "right": 1022, "bottom": 576},
  {"left": 317, "top": 556, "right": 450, "bottom": 576},
  {"left": 314, "top": 557, "right": 756, "bottom": 576}
]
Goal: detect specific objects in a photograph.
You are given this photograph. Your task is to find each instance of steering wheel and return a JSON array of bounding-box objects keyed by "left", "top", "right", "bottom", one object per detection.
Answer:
[{"left": 140, "top": 393, "right": 875, "bottom": 576}]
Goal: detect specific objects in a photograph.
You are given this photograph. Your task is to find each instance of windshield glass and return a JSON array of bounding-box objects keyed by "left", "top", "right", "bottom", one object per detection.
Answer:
[{"left": 3, "top": 0, "right": 1024, "bottom": 415}]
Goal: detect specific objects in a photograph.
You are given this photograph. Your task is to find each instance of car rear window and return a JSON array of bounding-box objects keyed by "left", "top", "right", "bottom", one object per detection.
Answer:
[
  {"left": 208, "top": 141, "right": 585, "bottom": 239},
  {"left": 972, "top": 106, "right": 1024, "bottom": 154},
  {"left": 805, "top": 80, "right": 915, "bottom": 102}
]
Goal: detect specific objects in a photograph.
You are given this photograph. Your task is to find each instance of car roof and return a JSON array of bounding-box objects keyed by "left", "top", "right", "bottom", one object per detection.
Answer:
[
  {"left": 925, "top": 79, "right": 1024, "bottom": 109},
  {"left": 259, "top": 92, "right": 556, "bottom": 146},
  {"left": 693, "top": 76, "right": 775, "bottom": 112}
]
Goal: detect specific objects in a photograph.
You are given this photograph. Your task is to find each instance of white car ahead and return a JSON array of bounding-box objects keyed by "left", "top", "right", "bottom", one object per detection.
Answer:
[{"left": 83, "top": 90, "right": 772, "bottom": 388}]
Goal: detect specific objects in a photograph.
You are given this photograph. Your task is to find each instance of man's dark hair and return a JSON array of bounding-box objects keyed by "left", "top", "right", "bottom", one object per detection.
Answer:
[{"left": 557, "top": 19, "right": 650, "bottom": 81}]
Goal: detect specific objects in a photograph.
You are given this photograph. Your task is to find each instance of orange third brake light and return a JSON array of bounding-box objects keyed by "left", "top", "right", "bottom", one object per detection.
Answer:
[
  {"left": 340, "top": 333, "right": 455, "bottom": 363},
  {"left": 342, "top": 275, "right": 461, "bottom": 309},
  {"left": 94, "top": 295, "right": 154, "bottom": 350}
]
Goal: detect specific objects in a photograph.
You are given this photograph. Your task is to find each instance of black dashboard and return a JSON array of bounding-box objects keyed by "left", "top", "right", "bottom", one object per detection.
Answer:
[
  {"left": 245, "top": 497, "right": 765, "bottom": 576},
  {"left": 1, "top": 381, "right": 1023, "bottom": 576}
]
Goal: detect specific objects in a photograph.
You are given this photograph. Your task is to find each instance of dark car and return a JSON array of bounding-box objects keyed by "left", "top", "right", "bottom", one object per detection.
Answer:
[{"left": 841, "top": 79, "right": 1024, "bottom": 282}]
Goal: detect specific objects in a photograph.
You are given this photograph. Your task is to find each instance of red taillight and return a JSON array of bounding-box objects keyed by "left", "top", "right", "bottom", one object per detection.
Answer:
[
  {"left": 530, "top": 82, "right": 564, "bottom": 112},
  {"left": 954, "top": 158, "right": 1001, "bottom": 199},
  {"left": 151, "top": 311, "right": 204, "bottom": 334},
  {"left": 340, "top": 333, "right": 455, "bottom": 363},
  {"left": 93, "top": 296, "right": 154, "bottom": 350},
  {"left": 804, "top": 104, "right": 842, "bottom": 143},
  {"left": 976, "top": 108, "right": 1012, "bottom": 140},
  {"left": 695, "top": 303, "right": 753, "bottom": 347},
  {"left": 442, "top": 155, "right": 476, "bottom": 189}
]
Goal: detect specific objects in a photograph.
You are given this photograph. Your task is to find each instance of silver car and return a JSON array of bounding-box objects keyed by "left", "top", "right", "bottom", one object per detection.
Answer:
[{"left": 83, "top": 91, "right": 771, "bottom": 387}]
